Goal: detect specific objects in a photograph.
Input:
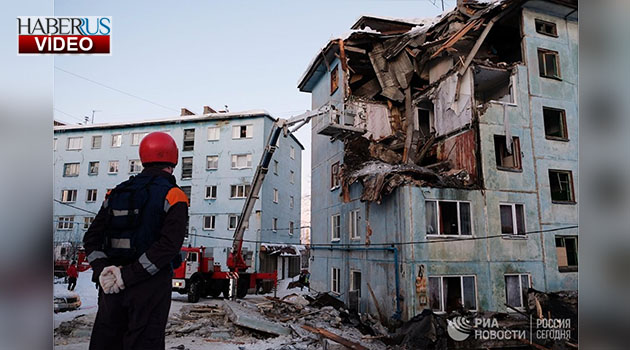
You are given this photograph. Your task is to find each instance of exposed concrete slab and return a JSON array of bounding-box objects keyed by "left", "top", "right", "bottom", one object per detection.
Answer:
[{"left": 223, "top": 301, "right": 291, "bottom": 336}]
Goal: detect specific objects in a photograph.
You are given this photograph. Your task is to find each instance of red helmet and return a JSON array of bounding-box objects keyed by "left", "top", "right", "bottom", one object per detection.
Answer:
[{"left": 139, "top": 132, "right": 178, "bottom": 166}]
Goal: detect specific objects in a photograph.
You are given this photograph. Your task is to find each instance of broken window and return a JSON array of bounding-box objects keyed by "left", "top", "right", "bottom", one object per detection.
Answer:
[
  {"left": 417, "top": 107, "right": 434, "bottom": 138},
  {"left": 543, "top": 107, "right": 568, "bottom": 140},
  {"left": 129, "top": 159, "right": 142, "bottom": 174},
  {"left": 206, "top": 155, "right": 219, "bottom": 170},
  {"left": 505, "top": 274, "right": 531, "bottom": 309},
  {"left": 67, "top": 137, "right": 83, "bottom": 150},
  {"left": 86, "top": 189, "right": 98, "bottom": 202},
  {"left": 88, "top": 161, "right": 99, "bottom": 175},
  {"left": 207, "top": 126, "right": 220, "bottom": 141},
  {"left": 350, "top": 270, "right": 361, "bottom": 292},
  {"left": 63, "top": 163, "right": 80, "bottom": 177},
  {"left": 181, "top": 157, "right": 193, "bottom": 179},
  {"left": 230, "top": 184, "right": 251, "bottom": 199},
  {"left": 331, "top": 162, "right": 340, "bottom": 189},
  {"left": 556, "top": 236, "right": 578, "bottom": 272},
  {"left": 57, "top": 216, "right": 74, "bottom": 230},
  {"left": 183, "top": 129, "right": 195, "bottom": 151},
  {"left": 331, "top": 267, "right": 341, "bottom": 294},
  {"left": 425, "top": 200, "right": 472, "bottom": 236},
  {"left": 331, "top": 214, "right": 341, "bottom": 241},
  {"left": 111, "top": 134, "right": 122, "bottom": 147},
  {"left": 538, "top": 49, "right": 561, "bottom": 79},
  {"left": 535, "top": 19, "right": 558, "bottom": 37},
  {"left": 549, "top": 170, "right": 575, "bottom": 203},
  {"left": 91, "top": 135, "right": 102, "bottom": 149},
  {"left": 429, "top": 275, "right": 477, "bottom": 313},
  {"left": 203, "top": 216, "right": 215, "bottom": 230},
  {"left": 330, "top": 65, "right": 339, "bottom": 95},
  {"left": 180, "top": 186, "right": 191, "bottom": 201},
  {"left": 205, "top": 185, "right": 217, "bottom": 199},
  {"left": 349, "top": 209, "right": 360, "bottom": 240},
  {"left": 474, "top": 67, "right": 514, "bottom": 104},
  {"left": 83, "top": 216, "right": 94, "bottom": 229},
  {"left": 131, "top": 132, "right": 147, "bottom": 146},
  {"left": 289, "top": 221, "right": 295, "bottom": 235},
  {"left": 61, "top": 189, "right": 77, "bottom": 203},
  {"left": 494, "top": 135, "right": 521, "bottom": 170},
  {"left": 231, "top": 154, "right": 252, "bottom": 169},
  {"left": 480, "top": 12, "right": 523, "bottom": 63},
  {"left": 232, "top": 125, "right": 253, "bottom": 139},
  {"left": 273, "top": 188, "right": 279, "bottom": 203},
  {"left": 272, "top": 217, "right": 278, "bottom": 232},
  {"left": 500, "top": 203, "right": 525, "bottom": 235}
]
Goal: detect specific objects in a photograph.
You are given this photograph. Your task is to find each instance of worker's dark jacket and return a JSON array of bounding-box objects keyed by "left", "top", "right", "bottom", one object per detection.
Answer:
[{"left": 83, "top": 167, "right": 189, "bottom": 288}]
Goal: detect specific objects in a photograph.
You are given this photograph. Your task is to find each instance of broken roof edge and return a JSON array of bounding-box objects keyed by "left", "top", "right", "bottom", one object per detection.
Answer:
[{"left": 297, "top": 40, "right": 339, "bottom": 93}]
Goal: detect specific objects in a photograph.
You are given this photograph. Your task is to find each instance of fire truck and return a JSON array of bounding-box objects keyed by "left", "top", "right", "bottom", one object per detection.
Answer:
[
  {"left": 171, "top": 107, "right": 332, "bottom": 302},
  {"left": 54, "top": 243, "right": 91, "bottom": 278}
]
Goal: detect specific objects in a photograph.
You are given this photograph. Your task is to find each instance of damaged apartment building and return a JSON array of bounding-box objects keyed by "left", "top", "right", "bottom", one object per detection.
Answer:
[{"left": 299, "top": 0, "right": 577, "bottom": 321}]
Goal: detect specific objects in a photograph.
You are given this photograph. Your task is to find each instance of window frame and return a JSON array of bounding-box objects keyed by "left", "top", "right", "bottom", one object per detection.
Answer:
[
  {"left": 499, "top": 203, "right": 526, "bottom": 237},
  {"left": 129, "top": 159, "right": 143, "bottom": 174},
  {"left": 494, "top": 135, "right": 522, "bottom": 171},
  {"left": 88, "top": 161, "right": 99, "bottom": 176},
  {"left": 273, "top": 188, "right": 279, "bottom": 203},
  {"left": 232, "top": 124, "right": 253, "bottom": 139},
  {"left": 272, "top": 217, "right": 278, "bottom": 232},
  {"left": 230, "top": 184, "right": 251, "bottom": 199},
  {"left": 206, "top": 155, "right": 219, "bottom": 170},
  {"left": 331, "top": 267, "right": 341, "bottom": 294},
  {"left": 504, "top": 273, "right": 531, "bottom": 310},
  {"left": 290, "top": 170, "right": 295, "bottom": 184},
  {"left": 205, "top": 185, "right": 217, "bottom": 199},
  {"left": 91, "top": 135, "right": 102, "bottom": 149},
  {"left": 231, "top": 154, "right": 252, "bottom": 169},
  {"left": 425, "top": 200, "right": 473, "bottom": 237},
  {"left": 331, "top": 214, "right": 341, "bottom": 242},
  {"left": 183, "top": 128, "right": 195, "bottom": 151},
  {"left": 203, "top": 215, "right": 216, "bottom": 230},
  {"left": 538, "top": 48, "right": 561, "bottom": 80},
  {"left": 535, "top": 19, "right": 558, "bottom": 37},
  {"left": 130, "top": 132, "right": 147, "bottom": 146},
  {"left": 330, "top": 65, "right": 339, "bottom": 95},
  {"left": 556, "top": 236, "right": 578, "bottom": 272},
  {"left": 207, "top": 126, "right": 220, "bottom": 141},
  {"left": 543, "top": 107, "right": 569, "bottom": 141},
  {"left": 273, "top": 160, "right": 279, "bottom": 175},
  {"left": 181, "top": 157, "right": 193, "bottom": 179},
  {"left": 86, "top": 189, "right": 98, "bottom": 203},
  {"left": 289, "top": 221, "right": 295, "bottom": 236},
  {"left": 57, "top": 216, "right": 74, "bottom": 230},
  {"left": 548, "top": 169, "right": 576, "bottom": 204},
  {"left": 289, "top": 196, "right": 294, "bottom": 209},
  {"left": 429, "top": 275, "right": 478, "bottom": 313},
  {"left": 66, "top": 137, "right": 83, "bottom": 151},
  {"left": 63, "top": 163, "right": 80, "bottom": 177},
  {"left": 290, "top": 146, "right": 295, "bottom": 160},
  {"left": 350, "top": 270, "right": 361, "bottom": 292},
  {"left": 330, "top": 162, "right": 340, "bottom": 190},
  {"left": 228, "top": 214, "right": 240, "bottom": 230},
  {"left": 60, "top": 189, "right": 77, "bottom": 203},
  {"left": 108, "top": 160, "right": 119, "bottom": 174},
  {"left": 349, "top": 209, "right": 360, "bottom": 240},
  {"left": 111, "top": 134, "right": 122, "bottom": 148},
  {"left": 83, "top": 216, "right": 94, "bottom": 230}
]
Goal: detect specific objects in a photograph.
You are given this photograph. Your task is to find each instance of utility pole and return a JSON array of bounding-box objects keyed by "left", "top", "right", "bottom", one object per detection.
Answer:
[{"left": 91, "top": 110, "right": 101, "bottom": 124}]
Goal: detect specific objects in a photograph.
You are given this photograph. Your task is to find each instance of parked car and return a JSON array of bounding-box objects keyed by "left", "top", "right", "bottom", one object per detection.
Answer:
[{"left": 54, "top": 291, "right": 81, "bottom": 313}]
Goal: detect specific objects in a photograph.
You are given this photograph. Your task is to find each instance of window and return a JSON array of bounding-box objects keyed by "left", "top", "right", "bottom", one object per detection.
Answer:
[
  {"left": 231, "top": 154, "right": 252, "bottom": 169},
  {"left": 290, "top": 146, "right": 295, "bottom": 159},
  {"left": 131, "top": 132, "right": 147, "bottom": 146},
  {"left": 556, "top": 236, "right": 578, "bottom": 272},
  {"left": 208, "top": 126, "right": 220, "bottom": 141},
  {"left": 549, "top": 170, "right": 575, "bottom": 203},
  {"left": 205, "top": 185, "right": 217, "bottom": 199},
  {"left": 349, "top": 209, "right": 360, "bottom": 239},
  {"left": 543, "top": 107, "right": 568, "bottom": 140},
  {"left": 331, "top": 214, "right": 341, "bottom": 241},
  {"left": 350, "top": 270, "right": 361, "bottom": 292},
  {"left": 86, "top": 189, "right": 98, "bottom": 202},
  {"left": 538, "top": 49, "right": 560, "bottom": 79},
  {"left": 206, "top": 155, "right": 219, "bottom": 170},
  {"left": 331, "top": 162, "right": 340, "bottom": 189},
  {"left": 535, "top": 19, "right": 557, "bottom": 37},
  {"left": 505, "top": 274, "right": 531, "bottom": 309},
  {"left": 57, "top": 216, "right": 74, "bottom": 230},
  {"left": 418, "top": 107, "right": 434, "bottom": 138},
  {"left": 108, "top": 161, "right": 119, "bottom": 174},
  {"left": 474, "top": 67, "right": 514, "bottom": 104},
  {"left": 180, "top": 186, "right": 191, "bottom": 202},
  {"left": 272, "top": 217, "right": 278, "bottom": 232},
  {"left": 63, "top": 163, "right": 80, "bottom": 177},
  {"left": 83, "top": 216, "right": 94, "bottom": 229},
  {"left": 88, "top": 161, "right": 99, "bottom": 175},
  {"left": 91, "top": 135, "right": 102, "bottom": 149},
  {"left": 67, "top": 137, "right": 83, "bottom": 150},
  {"left": 429, "top": 275, "right": 477, "bottom": 313},
  {"left": 183, "top": 129, "right": 195, "bottom": 151},
  {"left": 129, "top": 159, "right": 142, "bottom": 174},
  {"left": 230, "top": 184, "right": 251, "bottom": 199},
  {"left": 232, "top": 125, "right": 253, "bottom": 139},
  {"left": 273, "top": 188, "right": 279, "bottom": 203},
  {"left": 494, "top": 135, "right": 521, "bottom": 170},
  {"left": 425, "top": 200, "right": 472, "bottom": 236},
  {"left": 54, "top": 138, "right": 57, "bottom": 151},
  {"left": 203, "top": 216, "right": 216, "bottom": 230},
  {"left": 289, "top": 196, "right": 294, "bottom": 209},
  {"left": 273, "top": 160, "right": 279, "bottom": 175},
  {"left": 181, "top": 157, "right": 193, "bottom": 179},
  {"left": 330, "top": 65, "right": 339, "bottom": 95},
  {"left": 290, "top": 170, "right": 295, "bottom": 184},
  {"left": 500, "top": 204, "right": 525, "bottom": 236},
  {"left": 61, "top": 189, "right": 77, "bottom": 203},
  {"left": 331, "top": 267, "right": 341, "bottom": 294},
  {"left": 289, "top": 221, "right": 295, "bottom": 235},
  {"left": 228, "top": 215, "right": 242, "bottom": 230},
  {"left": 111, "top": 134, "right": 122, "bottom": 147}
]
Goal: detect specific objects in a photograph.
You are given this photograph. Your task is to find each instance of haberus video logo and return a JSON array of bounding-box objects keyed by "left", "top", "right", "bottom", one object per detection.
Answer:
[{"left": 17, "top": 16, "right": 111, "bottom": 54}]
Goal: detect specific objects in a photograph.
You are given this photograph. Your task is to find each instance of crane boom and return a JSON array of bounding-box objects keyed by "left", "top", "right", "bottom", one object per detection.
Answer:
[{"left": 226, "top": 106, "right": 332, "bottom": 272}]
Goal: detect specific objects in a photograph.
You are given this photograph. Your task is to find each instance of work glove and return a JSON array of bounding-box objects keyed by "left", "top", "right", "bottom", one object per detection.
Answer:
[{"left": 99, "top": 266, "right": 125, "bottom": 294}]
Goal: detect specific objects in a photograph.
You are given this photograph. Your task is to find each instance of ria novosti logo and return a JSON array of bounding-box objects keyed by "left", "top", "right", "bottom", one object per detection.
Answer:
[{"left": 17, "top": 16, "right": 111, "bottom": 54}]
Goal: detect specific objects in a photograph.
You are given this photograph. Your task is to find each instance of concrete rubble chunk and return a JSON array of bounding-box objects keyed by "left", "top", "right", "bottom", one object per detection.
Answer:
[{"left": 223, "top": 300, "right": 291, "bottom": 336}]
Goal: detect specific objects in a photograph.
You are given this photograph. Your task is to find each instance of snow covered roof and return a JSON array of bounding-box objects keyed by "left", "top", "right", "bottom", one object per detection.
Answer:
[{"left": 260, "top": 243, "right": 305, "bottom": 257}]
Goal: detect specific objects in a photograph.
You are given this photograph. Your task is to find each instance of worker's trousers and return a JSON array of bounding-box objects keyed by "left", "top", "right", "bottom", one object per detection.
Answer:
[{"left": 89, "top": 268, "right": 172, "bottom": 350}]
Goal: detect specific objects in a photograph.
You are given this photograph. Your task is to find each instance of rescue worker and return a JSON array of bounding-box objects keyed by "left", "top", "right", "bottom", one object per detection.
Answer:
[
  {"left": 83, "top": 132, "right": 189, "bottom": 350},
  {"left": 66, "top": 260, "right": 78, "bottom": 291}
]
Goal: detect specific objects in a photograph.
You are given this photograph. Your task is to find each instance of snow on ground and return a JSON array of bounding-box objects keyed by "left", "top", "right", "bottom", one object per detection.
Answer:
[{"left": 54, "top": 269, "right": 99, "bottom": 328}]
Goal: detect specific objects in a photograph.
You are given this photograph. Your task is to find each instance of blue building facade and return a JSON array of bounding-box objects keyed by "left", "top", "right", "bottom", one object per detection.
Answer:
[
  {"left": 53, "top": 109, "right": 302, "bottom": 276},
  {"left": 299, "top": 0, "right": 577, "bottom": 320}
]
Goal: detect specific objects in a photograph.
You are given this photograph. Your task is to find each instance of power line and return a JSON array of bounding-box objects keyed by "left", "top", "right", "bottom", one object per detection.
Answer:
[
  {"left": 54, "top": 108, "right": 85, "bottom": 123},
  {"left": 54, "top": 66, "right": 179, "bottom": 113},
  {"left": 53, "top": 199, "right": 98, "bottom": 215}
]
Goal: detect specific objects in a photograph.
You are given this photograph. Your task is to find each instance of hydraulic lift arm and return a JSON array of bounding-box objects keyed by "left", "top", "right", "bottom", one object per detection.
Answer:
[{"left": 226, "top": 106, "right": 332, "bottom": 272}]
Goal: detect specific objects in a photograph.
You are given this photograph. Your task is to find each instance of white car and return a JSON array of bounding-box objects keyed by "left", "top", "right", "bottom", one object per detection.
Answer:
[{"left": 54, "top": 291, "right": 82, "bottom": 313}]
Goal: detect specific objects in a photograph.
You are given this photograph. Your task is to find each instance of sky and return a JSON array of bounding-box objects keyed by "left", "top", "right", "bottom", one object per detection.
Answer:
[{"left": 53, "top": 0, "right": 454, "bottom": 235}]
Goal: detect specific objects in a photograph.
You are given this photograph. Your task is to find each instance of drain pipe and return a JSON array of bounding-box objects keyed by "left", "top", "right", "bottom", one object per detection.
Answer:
[{"left": 311, "top": 245, "right": 402, "bottom": 320}]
